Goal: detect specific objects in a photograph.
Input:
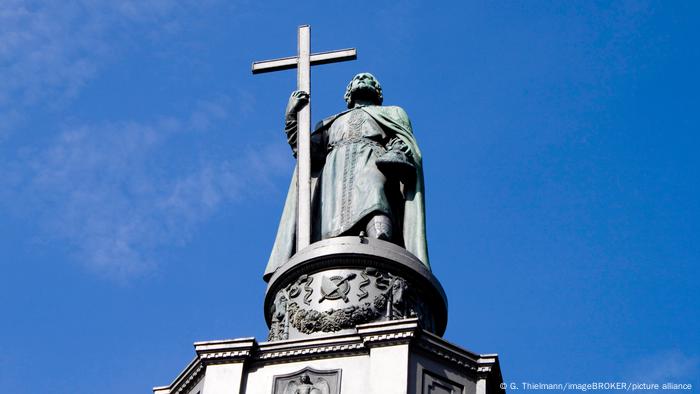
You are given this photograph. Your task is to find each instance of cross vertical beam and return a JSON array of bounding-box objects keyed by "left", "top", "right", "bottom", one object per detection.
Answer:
[
  {"left": 252, "top": 25, "right": 357, "bottom": 253},
  {"left": 296, "top": 25, "right": 311, "bottom": 249}
]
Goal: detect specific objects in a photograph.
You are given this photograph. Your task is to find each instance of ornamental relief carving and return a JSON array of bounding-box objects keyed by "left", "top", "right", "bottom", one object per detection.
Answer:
[
  {"left": 272, "top": 367, "right": 341, "bottom": 394},
  {"left": 268, "top": 267, "right": 434, "bottom": 341}
]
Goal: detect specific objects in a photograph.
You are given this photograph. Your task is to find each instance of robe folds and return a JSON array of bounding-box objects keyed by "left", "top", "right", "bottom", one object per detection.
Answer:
[{"left": 263, "top": 105, "right": 430, "bottom": 281}]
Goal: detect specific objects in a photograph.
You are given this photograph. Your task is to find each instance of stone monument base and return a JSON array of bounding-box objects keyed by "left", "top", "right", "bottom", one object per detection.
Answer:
[
  {"left": 265, "top": 237, "right": 448, "bottom": 341},
  {"left": 153, "top": 319, "right": 504, "bottom": 394}
]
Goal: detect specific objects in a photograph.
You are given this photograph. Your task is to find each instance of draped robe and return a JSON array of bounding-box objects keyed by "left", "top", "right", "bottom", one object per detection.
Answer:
[{"left": 264, "top": 105, "right": 430, "bottom": 281}]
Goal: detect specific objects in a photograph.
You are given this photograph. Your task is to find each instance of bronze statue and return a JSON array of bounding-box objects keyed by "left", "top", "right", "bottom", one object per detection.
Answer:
[{"left": 264, "top": 73, "right": 429, "bottom": 280}]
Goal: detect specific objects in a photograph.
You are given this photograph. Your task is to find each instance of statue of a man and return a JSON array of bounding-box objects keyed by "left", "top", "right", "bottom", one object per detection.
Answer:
[{"left": 264, "top": 73, "right": 429, "bottom": 281}]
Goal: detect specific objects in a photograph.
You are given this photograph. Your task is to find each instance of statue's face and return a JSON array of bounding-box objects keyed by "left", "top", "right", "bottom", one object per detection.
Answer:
[
  {"left": 345, "top": 72, "right": 383, "bottom": 107},
  {"left": 349, "top": 73, "right": 380, "bottom": 100},
  {"left": 350, "top": 73, "right": 378, "bottom": 93}
]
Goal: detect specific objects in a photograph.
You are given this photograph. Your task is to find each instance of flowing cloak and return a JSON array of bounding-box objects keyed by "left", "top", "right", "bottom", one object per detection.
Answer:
[{"left": 263, "top": 105, "right": 430, "bottom": 281}]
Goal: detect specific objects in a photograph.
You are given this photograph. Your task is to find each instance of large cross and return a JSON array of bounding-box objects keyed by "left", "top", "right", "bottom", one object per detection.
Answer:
[{"left": 252, "top": 25, "right": 357, "bottom": 251}]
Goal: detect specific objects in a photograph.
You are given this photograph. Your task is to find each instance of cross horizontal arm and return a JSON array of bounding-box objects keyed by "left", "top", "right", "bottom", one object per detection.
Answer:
[
  {"left": 252, "top": 48, "right": 357, "bottom": 74},
  {"left": 308, "top": 48, "right": 357, "bottom": 66}
]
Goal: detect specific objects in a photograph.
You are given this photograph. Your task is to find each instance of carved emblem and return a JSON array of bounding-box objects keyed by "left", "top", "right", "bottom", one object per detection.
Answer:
[
  {"left": 285, "top": 374, "right": 329, "bottom": 394},
  {"left": 319, "top": 273, "right": 356, "bottom": 302},
  {"left": 272, "top": 367, "right": 341, "bottom": 394}
]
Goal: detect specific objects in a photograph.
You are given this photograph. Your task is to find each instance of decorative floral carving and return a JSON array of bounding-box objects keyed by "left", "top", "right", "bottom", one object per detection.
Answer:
[{"left": 288, "top": 300, "right": 381, "bottom": 334}]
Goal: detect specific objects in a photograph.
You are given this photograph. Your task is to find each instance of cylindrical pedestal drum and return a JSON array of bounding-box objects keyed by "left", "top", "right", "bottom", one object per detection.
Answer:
[{"left": 264, "top": 237, "right": 448, "bottom": 341}]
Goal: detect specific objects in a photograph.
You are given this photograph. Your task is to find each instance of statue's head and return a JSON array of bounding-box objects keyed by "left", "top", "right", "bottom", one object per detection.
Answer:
[
  {"left": 299, "top": 374, "right": 312, "bottom": 384},
  {"left": 344, "top": 72, "right": 383, "bottom": 108}
]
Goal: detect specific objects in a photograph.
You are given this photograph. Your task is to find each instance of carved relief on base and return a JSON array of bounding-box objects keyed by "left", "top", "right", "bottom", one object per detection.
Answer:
[
  {"left": 272, "top": 367, "right": 341, "bottom": 394},
  {"left": 268, "top": 267, "right": 435, "bottom": 340}
]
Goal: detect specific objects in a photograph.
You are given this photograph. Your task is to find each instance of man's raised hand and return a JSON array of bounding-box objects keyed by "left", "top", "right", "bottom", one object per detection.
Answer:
[{"left": 286, "top": 90, "right": 309, "bottom": 116}]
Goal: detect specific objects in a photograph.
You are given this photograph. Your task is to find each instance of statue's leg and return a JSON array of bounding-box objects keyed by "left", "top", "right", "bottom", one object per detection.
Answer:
[{"left": 366, "top": 213, "right": 392, "bottom": 241}]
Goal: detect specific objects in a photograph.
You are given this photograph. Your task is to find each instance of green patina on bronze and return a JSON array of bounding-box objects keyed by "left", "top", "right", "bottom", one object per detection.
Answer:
[{"left": 264, "top": 73, "right": 429, "bottom": 280}]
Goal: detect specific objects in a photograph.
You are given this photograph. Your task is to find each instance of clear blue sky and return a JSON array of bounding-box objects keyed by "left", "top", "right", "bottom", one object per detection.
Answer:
[{"left": 0, "top": 1, "right": 698, "bottom": 393}]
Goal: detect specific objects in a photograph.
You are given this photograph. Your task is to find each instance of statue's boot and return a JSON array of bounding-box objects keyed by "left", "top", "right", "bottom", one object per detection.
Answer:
[{"left": 366, "top": 213, "right": 392, "bottom": 241}]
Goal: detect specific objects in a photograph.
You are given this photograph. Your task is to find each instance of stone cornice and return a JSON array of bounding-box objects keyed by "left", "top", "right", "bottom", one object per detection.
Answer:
[
  {"left": 154, "top": 333, "right": 367, "bottom": 393},
  {"left": 414, "top": 330, "right": 502, "bottom": 378},
  {"left": 194, "top": 337, "right": 256, "bottom": 364},
  {"left": 258, "top": 342, "right": 366, "bottom": 361},
  {"left": 357, "top": 318, "right": 420, "bottom": 347},
  {"left": 257, "top": 331, "right": 367, "bottom": 362},
  {"left": 153, "top": 338, "right": 256, "bottom": 394},
  {"left": 171, "top": 363, "right": 204, "bottom": 394},
  {"left": 154, "top": 357, "right": 203, "bottom": 394},
  {"left": 154, "top": 319, "right": 502, "bottom": 393}
]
